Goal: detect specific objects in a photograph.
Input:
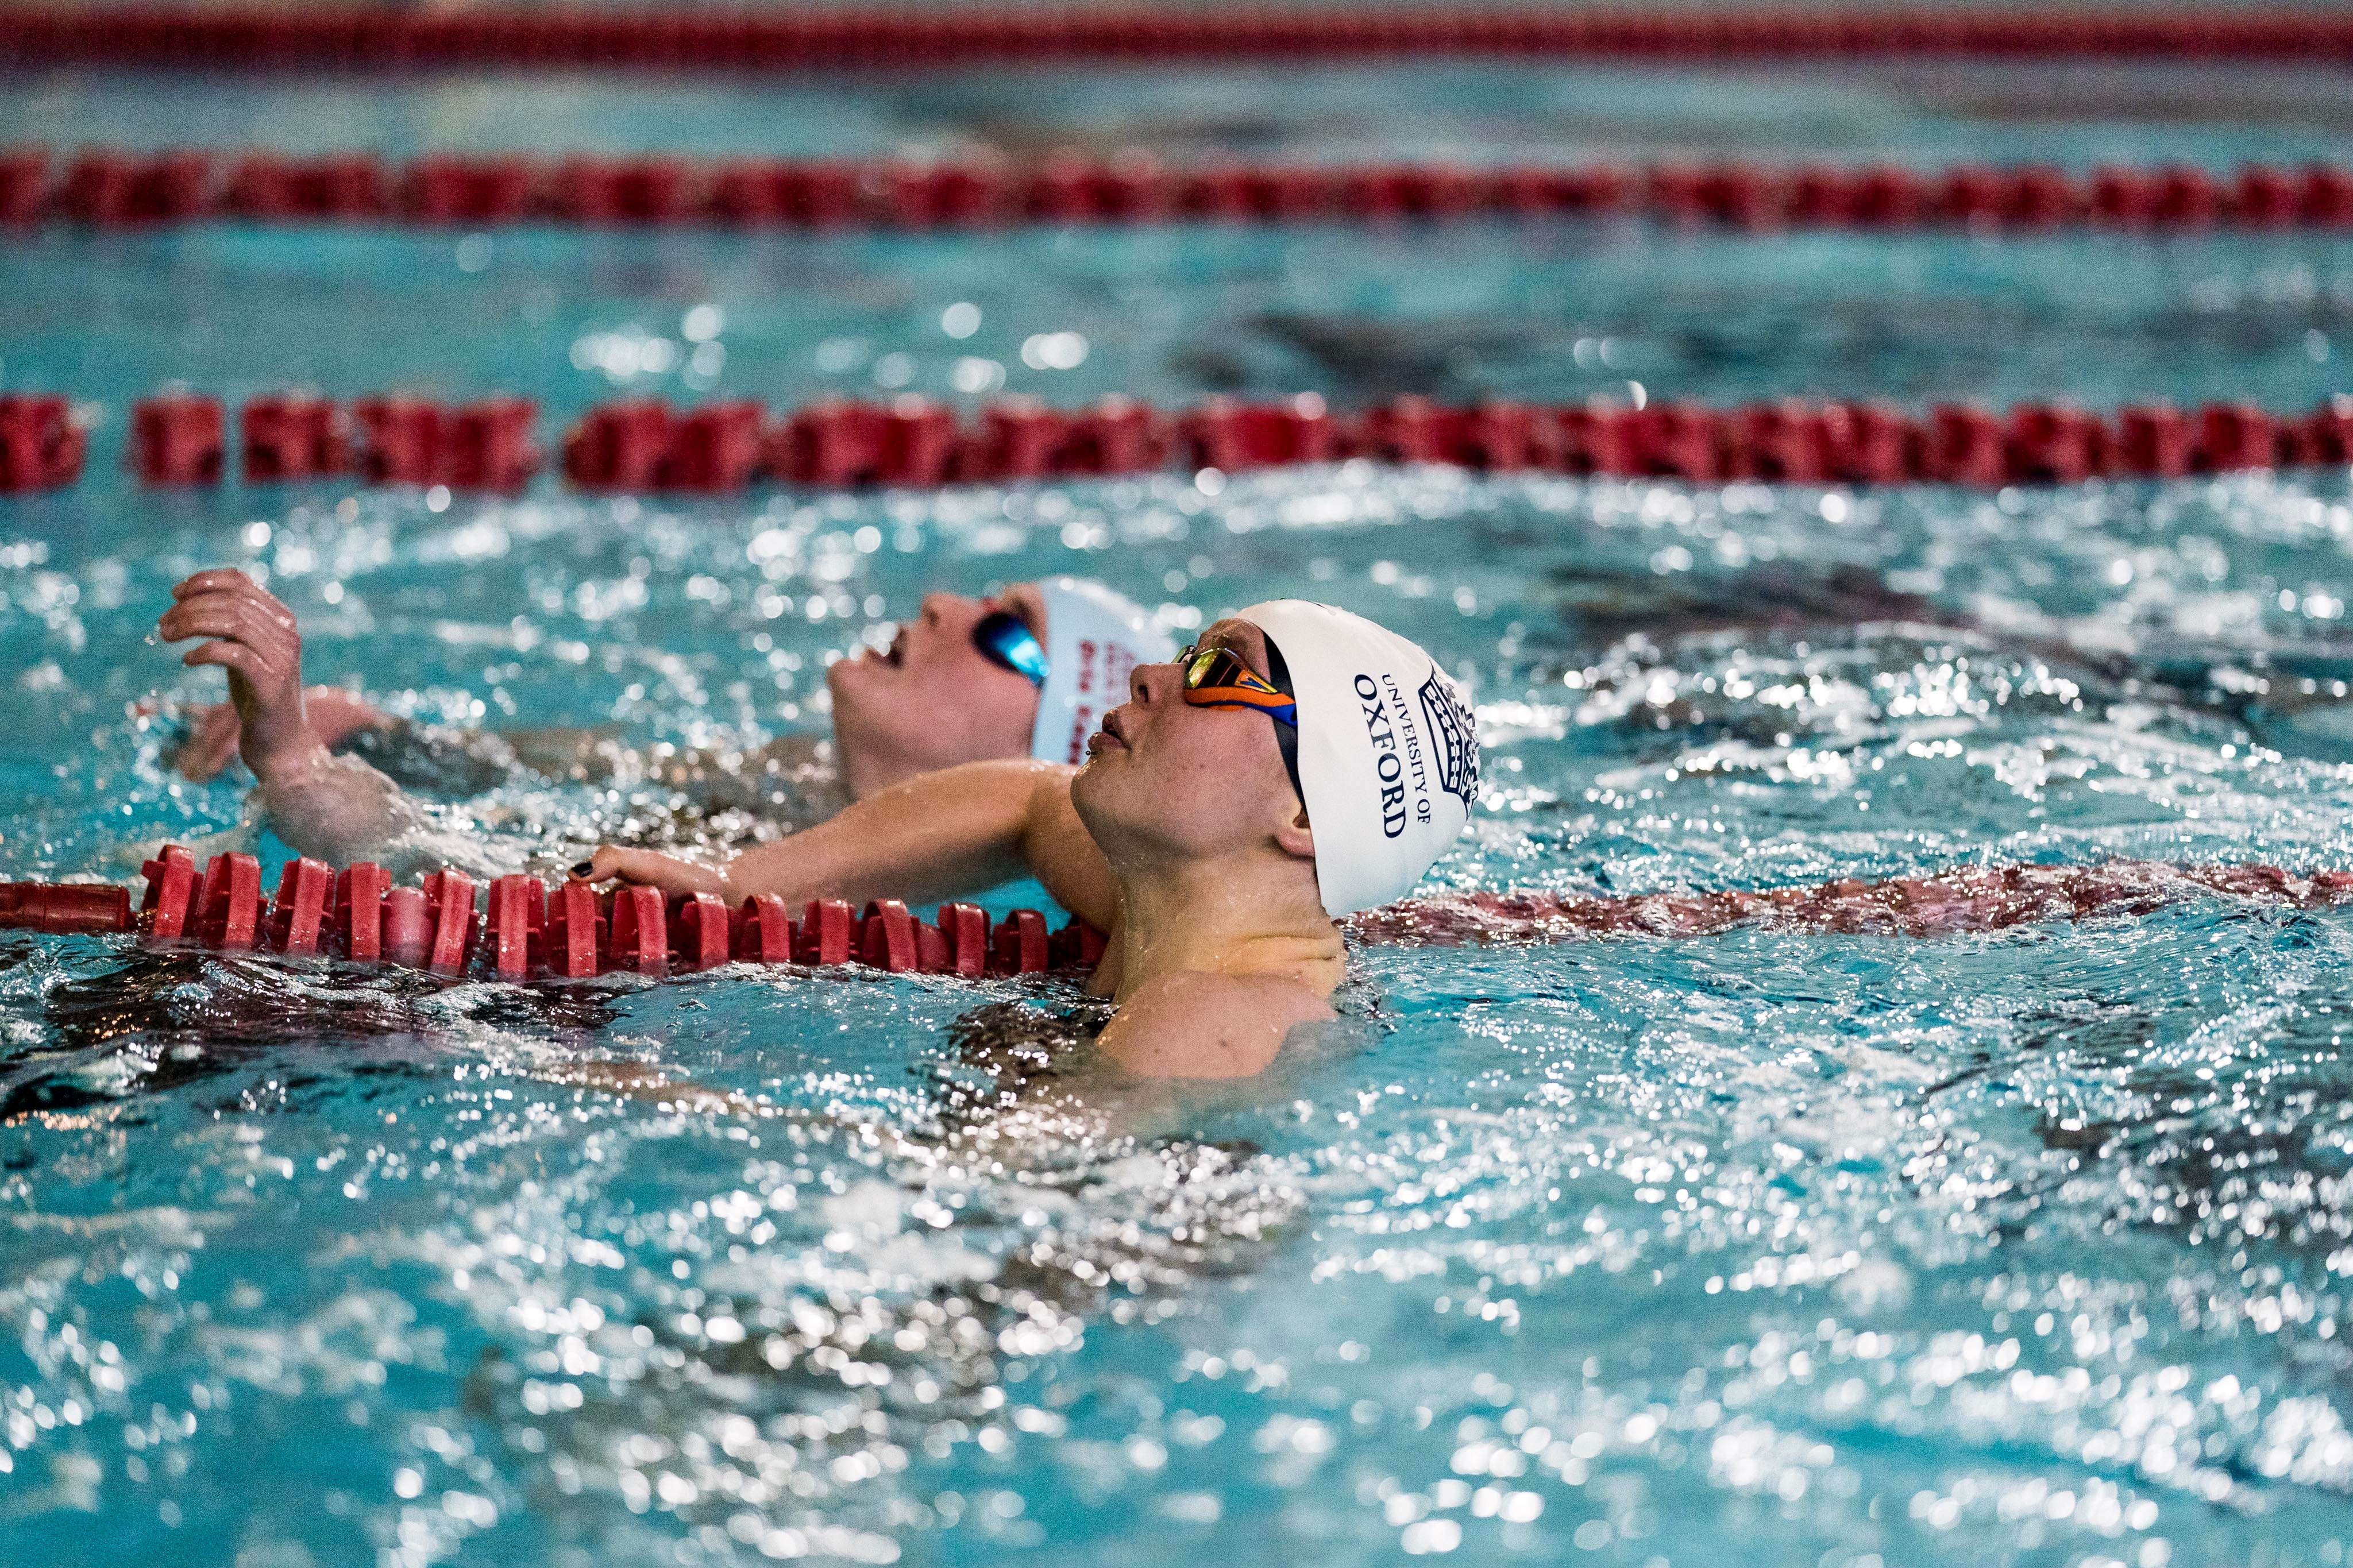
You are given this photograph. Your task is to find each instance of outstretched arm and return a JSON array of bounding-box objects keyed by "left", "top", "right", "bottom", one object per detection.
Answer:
[
  {"left": 156, "top": 570, "right": 459, "bottom": 875},
  {"left": 578, "top": 758, "right": 1123, "bottom": 931}
]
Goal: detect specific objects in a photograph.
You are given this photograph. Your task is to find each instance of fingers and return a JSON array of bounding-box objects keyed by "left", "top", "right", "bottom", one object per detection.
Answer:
[
  {"left": 157, "top": 594, "right": 301, "bottom": 684},
  {"left": 160, "top": 571, "right": 300, "bottom": 657},
  {"left": 167, "top": 620, "right": 292, "bottom": 692},
  {"left": 576, "top": 846, "right": 670, "bottom": 884},
  {"left": 571, "top": 847, "right": 728, "bottom": 899},
  {"left": 169, "top": 568, "right": 292, "bottom": 612},
  {"left": 157, "top": 585, "right": 296, "bottom": 639},
  {"left": 157, "top": 596, "right": 276, "bottom": 648},
  {"left": 180, "top": 641, "right": 265, "bottom": 682},
  {"left": 171, "top": 569, "right": 250, "bottom": 600}
]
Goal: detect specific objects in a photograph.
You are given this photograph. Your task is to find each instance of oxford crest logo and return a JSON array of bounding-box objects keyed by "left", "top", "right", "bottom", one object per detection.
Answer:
[{"left": 1417, "top": 672, "right": 1479, "bottom": 807}]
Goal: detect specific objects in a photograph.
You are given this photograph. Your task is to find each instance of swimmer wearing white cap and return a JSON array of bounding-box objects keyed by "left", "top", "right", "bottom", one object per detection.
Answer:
[
  {"left": 157, "top": 569, "right": 1172, "bottom": 875},
  {"left": 581, "top": 601, "right": 1480, "bottom": 1078},
  {"left": 833, "top": 575, "right": 1175, "bottom": 793}
]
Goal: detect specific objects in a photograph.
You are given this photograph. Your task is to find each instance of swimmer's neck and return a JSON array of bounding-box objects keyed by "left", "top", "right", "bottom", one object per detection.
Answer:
[{"left": 1095, "top": 857, "right": 1344, "bottom": 1004}]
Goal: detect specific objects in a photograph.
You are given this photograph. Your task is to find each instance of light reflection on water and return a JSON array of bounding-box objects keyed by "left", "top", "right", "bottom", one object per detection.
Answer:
[{"left": 8, "top": 461, "right": 2353, "bottom": 1565}]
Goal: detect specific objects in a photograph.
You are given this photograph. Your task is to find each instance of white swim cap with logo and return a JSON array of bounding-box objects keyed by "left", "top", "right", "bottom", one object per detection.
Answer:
[
  {"left": 1032, "top": 577, "right": 1177, "bottom": 766},
  {"left": 1237, "top": 600, "right": 1481, "bottom": 918}
]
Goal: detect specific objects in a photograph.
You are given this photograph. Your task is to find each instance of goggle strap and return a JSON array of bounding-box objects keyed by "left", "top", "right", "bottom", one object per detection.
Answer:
[{"left": 1263, "top": 635, "right": 1306, "bottom": 807}]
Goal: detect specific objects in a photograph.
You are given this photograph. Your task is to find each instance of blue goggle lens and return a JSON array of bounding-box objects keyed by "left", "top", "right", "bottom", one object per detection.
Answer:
[{"left": 972, "top": 611, "right": 1049, "bottom": 687}]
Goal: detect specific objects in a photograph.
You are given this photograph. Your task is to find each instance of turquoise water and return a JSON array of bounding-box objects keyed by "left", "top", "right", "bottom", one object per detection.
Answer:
[
  {"left": 1, "top": 225, "right": 2347, "bottom": 470},
  {"left": 6, "top": 65, "right": 2353, "bottom": 1568},
  {"left": 8, "top": 59, "right": 2353, "bottom": 168}
]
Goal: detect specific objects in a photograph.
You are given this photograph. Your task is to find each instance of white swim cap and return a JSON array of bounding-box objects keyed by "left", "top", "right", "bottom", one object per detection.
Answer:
[
  {"left": 1033, "top": 577, "right": 1176, "bottom": 766},
  {"left": 1237, "top": 600, "right": 1481, "bottom": 918}
]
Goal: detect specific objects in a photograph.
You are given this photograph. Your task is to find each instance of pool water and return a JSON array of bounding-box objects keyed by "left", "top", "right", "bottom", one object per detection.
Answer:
[{"left": 6, "top": 59, "right": 2353, "bottom": 1568}]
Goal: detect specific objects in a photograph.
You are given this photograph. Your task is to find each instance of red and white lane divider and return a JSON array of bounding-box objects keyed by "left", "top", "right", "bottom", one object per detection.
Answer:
[
  {"left": 6, "top": 388, "right": 2344, "bottom": 497},
  {"left": 1, "top": 6, "right": 2348, "bottom": 70},
  {"left": 15, "top": 855, "right": 2353, "bottom": 974},
  {"left": 1352, "top": 862, "right": 2353, "bottom": 945},
  {"left": 0, "top": 846, "right": 1105, "bottom": 980},
  {"left": 119, "top": 393, "right": 542, "bottom": 491},
  {"left": 6, "top": 149, "right": 2353, "bottom": 231}
]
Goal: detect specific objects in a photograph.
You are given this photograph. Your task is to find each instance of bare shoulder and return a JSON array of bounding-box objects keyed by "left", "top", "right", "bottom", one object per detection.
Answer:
[
  {"left": 1019, "top": 766, "right": 1120, "bottom": 933},
  {"left": 1095, "top": 971, "right": 1338, "bottom": 1081}
]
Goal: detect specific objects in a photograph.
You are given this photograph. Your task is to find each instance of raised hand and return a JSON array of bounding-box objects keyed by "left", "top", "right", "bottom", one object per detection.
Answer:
[{"left": 156, "top": 570, "right": 328, "bottom": 783}]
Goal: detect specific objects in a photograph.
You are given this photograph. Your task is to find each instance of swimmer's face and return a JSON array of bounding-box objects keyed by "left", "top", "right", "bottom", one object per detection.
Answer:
[
  {"left": 828, "top": 585, "right": 1044, "bottom": 799},
  {"left": 1073, "top": 616, "right": 1308, "bottom": 867}
]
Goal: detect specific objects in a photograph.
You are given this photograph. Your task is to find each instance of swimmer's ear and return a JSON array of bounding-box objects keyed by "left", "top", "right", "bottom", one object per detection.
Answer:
[{"left": 1274, "top": 805, "right": 1315, "bottom": 862}]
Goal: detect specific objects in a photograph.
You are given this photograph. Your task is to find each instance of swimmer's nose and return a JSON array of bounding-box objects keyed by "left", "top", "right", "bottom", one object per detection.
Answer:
[
  {"left": 1129, "top": 659, "right": 1174, "bottom": 704},
  {"left": 919, "top": 592, "right": 970, "bottom": 627}
]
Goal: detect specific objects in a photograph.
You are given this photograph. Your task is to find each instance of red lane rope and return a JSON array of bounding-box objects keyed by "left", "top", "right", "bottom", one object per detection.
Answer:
[
  {"left": 1, "top": 7, "right": 2350, "bottom": 69},
  {"left": 7, "top": 149, "right": 2353, "bottom": 231},
  {"left": 9, "top": 389, "right": 2342, "bottom": 496},
  {"left": 6, "top": 854, "right": 2351, "bottom": 979},
  {"left": 1349, "top": 862, "right": 2353, "bottom": 944},
  {"left": 0, "top": 847, "right": 1098, "bottom": 979}
]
